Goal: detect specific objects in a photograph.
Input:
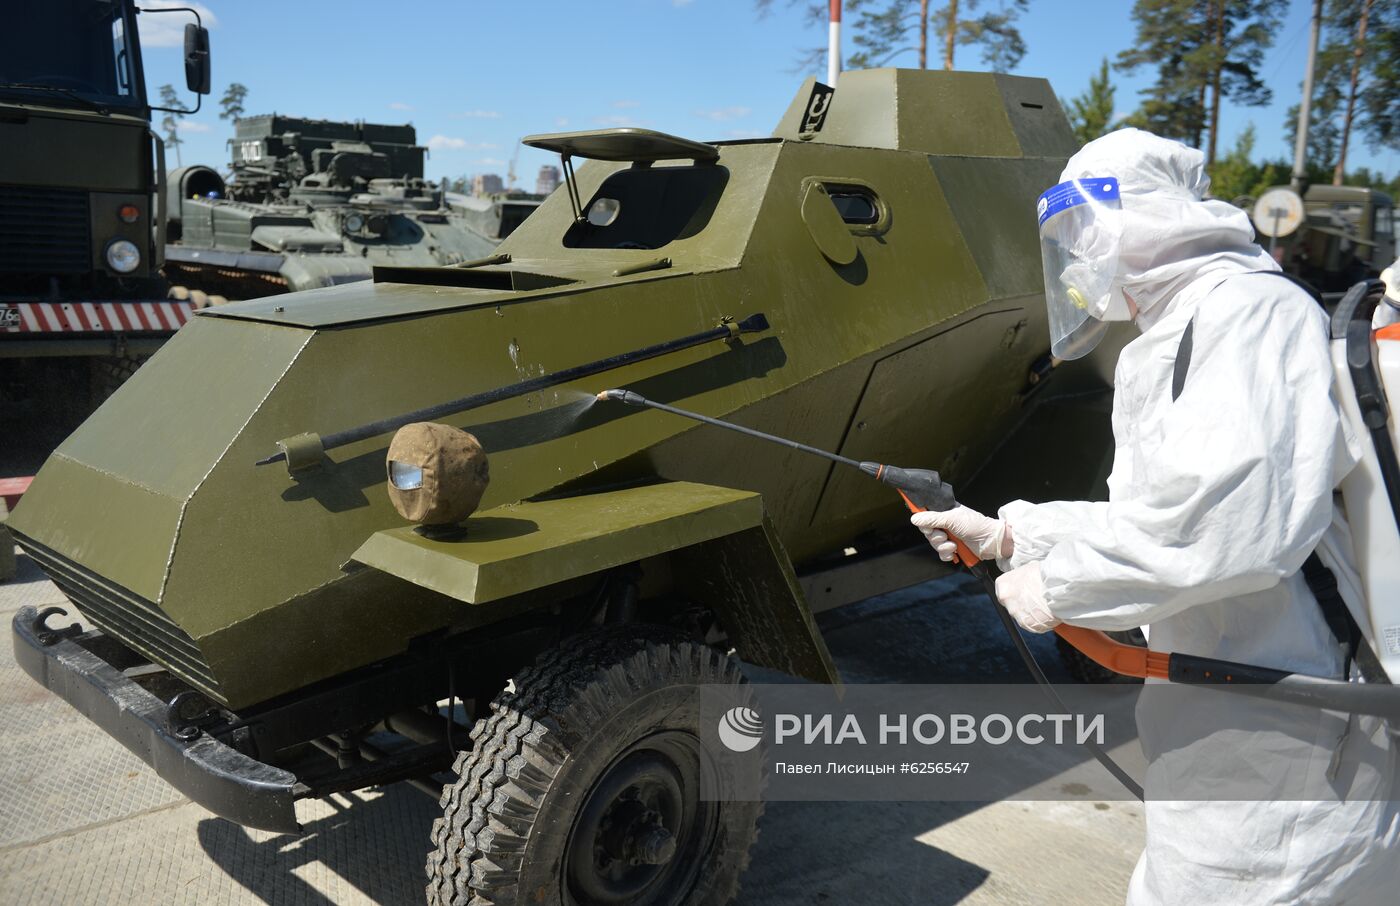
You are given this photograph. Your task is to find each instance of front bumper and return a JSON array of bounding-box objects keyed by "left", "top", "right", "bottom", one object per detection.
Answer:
[{"left": 12, "top": 605, "right": 300, "bottom": 834}]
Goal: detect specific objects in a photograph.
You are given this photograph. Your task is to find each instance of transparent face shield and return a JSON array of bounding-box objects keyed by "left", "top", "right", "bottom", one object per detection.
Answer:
[{"left": 1036, "top": 177, "right": 1126, "bottom": 360}]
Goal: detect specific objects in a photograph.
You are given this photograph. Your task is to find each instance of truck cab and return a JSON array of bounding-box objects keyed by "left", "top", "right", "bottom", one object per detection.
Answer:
[
  {"left": 1304, "top": 184, "right": 1396, "bottom": 276},
  {"left": 1, "top": 0, "right": 209, "bottom": 465}
]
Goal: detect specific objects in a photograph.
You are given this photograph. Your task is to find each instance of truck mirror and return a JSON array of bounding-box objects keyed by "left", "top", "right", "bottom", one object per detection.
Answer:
[{"left": 184, "top": 24, "right": 211, "bottom": 95}]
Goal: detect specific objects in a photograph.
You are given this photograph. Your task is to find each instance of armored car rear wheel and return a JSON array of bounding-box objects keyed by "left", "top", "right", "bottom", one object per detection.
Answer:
[
  {"left": 90, "top": 355, "right": 147, "bottom": 406},
  {"left": 424, "top": 627, "right": 762, "bottom": 906}
]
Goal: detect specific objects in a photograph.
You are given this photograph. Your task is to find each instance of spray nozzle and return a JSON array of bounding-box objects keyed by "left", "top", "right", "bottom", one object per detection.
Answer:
[{"left": 597, "top": 389, "right": 646, "bottom": 406}]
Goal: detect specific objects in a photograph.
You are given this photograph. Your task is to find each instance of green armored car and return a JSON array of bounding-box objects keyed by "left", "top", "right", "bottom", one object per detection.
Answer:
[{"left": 11, "top": 70, "right": 1116, "bottom": 905}]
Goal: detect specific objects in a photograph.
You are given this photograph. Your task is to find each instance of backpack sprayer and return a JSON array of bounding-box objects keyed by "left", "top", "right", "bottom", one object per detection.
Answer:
[{"left": 599, "top": 293, "right": 1400, "bottom": 797}]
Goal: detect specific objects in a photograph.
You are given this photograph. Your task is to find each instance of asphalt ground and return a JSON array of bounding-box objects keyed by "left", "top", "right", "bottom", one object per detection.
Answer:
[{"left": 0, "top": 543, "right": 1144, "bottom": 905}]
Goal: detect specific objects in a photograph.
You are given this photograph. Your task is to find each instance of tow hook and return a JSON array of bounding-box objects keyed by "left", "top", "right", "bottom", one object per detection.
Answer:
[
  {"left": 30, "top": 607, "right": 81, "bottom": 646},
  {"left": 165, "top": 690, "right": 213, "bottom": 741}
]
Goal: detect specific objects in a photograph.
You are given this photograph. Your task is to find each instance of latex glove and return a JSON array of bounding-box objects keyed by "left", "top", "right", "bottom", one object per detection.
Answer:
[
  {"left": 909, "top": 505, "right": 1008, "bottom": 563},
  {"left": 995, "top": 562, "right": 1059, "bottom": 633}
]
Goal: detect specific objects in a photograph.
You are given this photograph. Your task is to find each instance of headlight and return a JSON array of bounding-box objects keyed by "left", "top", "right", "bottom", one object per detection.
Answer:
[
  {"left": 386, "top": 422, "right": 490, "bottom": 530},
  {"left": 388, "top": 460, "right": 423, "bottom": 490},
  {"left": 344, "top": 212, "right": 365, "bottom": 233},
  {"left": 105, "top": 239, "right": 141, "bottom": 273}
]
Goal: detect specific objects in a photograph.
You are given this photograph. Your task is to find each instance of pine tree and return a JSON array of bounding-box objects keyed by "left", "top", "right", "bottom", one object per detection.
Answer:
[
  {"left": 1206, "top": 124, "right": 1263, "bottom": 201},
  {"left": 1064, "top": 59, "right": 1117, "bottom": 145},
  {"left": 1117, "top": 0, "right": 1285, "bottom": 163},
  {"left": 1283, "top": 40, "right": 1348, "bottom": 176},
  {"left": 219, "top": 83, "right": 248, "bottom": 122},
  {"left": 1354, "top": 2, "right": 1400, "bottom": 157},
  {"left": 1297, "top": 0, "right": 1400, "bottom": 185},
  {"left": 757, "top": 0, "right": 1030, "bottom": 73},
  {"left": 158, "top": 83, "right": 184, "bottom": 166}
]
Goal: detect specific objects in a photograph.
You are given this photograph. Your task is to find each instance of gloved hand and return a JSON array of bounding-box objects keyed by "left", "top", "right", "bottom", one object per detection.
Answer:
[
  {"left": 994, "top": 562, "right": 1059, "bottom": 633},
  {"left": 909, "top": 505, "right": 1009, "bottom": 562}
]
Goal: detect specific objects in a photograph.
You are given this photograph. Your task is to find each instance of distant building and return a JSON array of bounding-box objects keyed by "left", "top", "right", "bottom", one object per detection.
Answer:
[
  {"left": 473, "top": 173, "right": 505, "bottom": 196},
  {"left": 535, "top": 165, "right": 561, "bottom": 196}
]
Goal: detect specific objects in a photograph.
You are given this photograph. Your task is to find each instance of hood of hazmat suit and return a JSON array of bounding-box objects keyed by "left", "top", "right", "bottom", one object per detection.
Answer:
[{"left": 1010, "top": 129, "right": 1400, "bottom": 905}]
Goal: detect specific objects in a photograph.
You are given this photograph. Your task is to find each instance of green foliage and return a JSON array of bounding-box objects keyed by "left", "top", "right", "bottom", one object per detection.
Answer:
[
  {"left": 758, "top": 0, "right": 1029, "bottom": 72},
  {"left": 157, "top": 84, "right": 183, "bottom": 164},
  {"left": 1063, "top": 58, "right": 1117, "bottom": 145},
  {"left": 1360, "top": 2, "right": 1400, "bottom": 152},
  {"left": 953, "top": 0, "right": 1031, "bottom": 72},
  {"left": 1117, "top": 0, "right": 1286, "bottom": 156},
  {"left": 1206, "top": 123, "right": 1397, "bottom": 202},
  {"left": 845, "top": 0, "right": 915, "bottom": 69},
  {"left": 1294, "top": 0, "right": 1400, "bottom": 175},
  {"left": 1206, "top": 125, "right": 1273, "bottom": 200},
  {"left": 219, "top": 83, "right": 248, "bottom": 122}
]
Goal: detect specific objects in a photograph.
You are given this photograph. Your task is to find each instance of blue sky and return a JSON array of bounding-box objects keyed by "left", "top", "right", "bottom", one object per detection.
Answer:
[{"left": 140, "top": 0, "right": 1399, "bottom": 187}]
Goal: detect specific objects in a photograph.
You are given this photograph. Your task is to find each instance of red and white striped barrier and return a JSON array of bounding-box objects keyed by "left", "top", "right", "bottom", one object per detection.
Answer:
[{"left": 0, "top": 300, "right": 196, "bottom": 335}]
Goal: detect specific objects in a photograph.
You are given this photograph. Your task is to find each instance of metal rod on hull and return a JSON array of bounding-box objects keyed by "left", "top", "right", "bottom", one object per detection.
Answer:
[{"left": 255, "top": 314, "right": 770, "bottom": 466}]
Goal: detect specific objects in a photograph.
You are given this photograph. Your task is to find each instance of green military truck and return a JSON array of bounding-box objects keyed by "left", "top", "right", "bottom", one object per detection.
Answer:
[
  {"left": 1249, "top": 184, "right": 1396, "bottom": 296},
  {"left": 1, "top": 0, "right": 209, "bottom": 466},
  {"left": 12, "top": 69, "right": 1119, "bottom": 905}
]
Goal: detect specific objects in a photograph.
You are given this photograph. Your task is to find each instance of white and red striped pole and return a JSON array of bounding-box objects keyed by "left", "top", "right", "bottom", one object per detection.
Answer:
[{"left": 828, "top": 0, "right": 842, "bottom": 87}]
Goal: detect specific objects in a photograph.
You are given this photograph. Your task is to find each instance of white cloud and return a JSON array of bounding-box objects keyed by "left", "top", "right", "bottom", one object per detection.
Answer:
[
  {"left": 451, "top": 109, "right": 502, "bottom": 119},
  {"left": 137, "top": 2, "right": 218, "bottom": 48},
  {"left": 177, "top": 120, "right": 211, "bottom": 133},
  {"left": 426, "top": 135, "right": 498, "bottom": 151},
  {"left": 694, "top": 106, "right": 752, "bottom": 122},
  {"left": 555, "top": 117, "right": 570, "bottom": 128},
  {"left": 474, "top": 158, "right": 507, "bottom": 166},
  {"left": 388, "top": 102, "right": 414, "bottom": 111},
  {"left": 612, "top": 99, "right": 640, "bottom": 109}
]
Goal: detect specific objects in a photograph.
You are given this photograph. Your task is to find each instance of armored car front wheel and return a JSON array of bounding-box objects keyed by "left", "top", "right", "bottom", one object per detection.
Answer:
[{"left": 424, "top": 627, "right": 762, "bottom": 906}]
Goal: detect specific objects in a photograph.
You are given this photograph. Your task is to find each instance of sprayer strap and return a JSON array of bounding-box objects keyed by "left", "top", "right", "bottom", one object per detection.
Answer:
[{"left": 1302, "top": 552, "right": 1361, "bottom": 678}]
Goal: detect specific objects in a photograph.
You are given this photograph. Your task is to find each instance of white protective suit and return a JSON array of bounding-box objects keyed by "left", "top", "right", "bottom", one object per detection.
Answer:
[
  {"left": 1002, "top": 130, "right": 1400, "bottom": 904},
  {"left": 1372, "top": 256, "right": 1400, "bottom": 329}
]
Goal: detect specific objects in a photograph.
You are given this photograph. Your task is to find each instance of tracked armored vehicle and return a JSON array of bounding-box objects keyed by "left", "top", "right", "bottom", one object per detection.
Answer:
[
  {"left": 163, "top": 115, "right": 528, "bottom": 300},
  {"left": 12, "top": 70, "right": 1118, "bottom": 905}
]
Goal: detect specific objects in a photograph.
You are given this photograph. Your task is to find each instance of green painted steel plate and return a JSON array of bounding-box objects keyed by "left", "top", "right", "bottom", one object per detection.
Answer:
[
  {"left": 523, "top": 128, "right": 719, "bottom": 162},
  {"left": 351, "top": 481, "right": 762, "bottom": 604}
]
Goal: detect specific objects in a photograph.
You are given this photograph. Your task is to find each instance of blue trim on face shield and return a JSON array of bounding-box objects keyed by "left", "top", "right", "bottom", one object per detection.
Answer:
[{"left": 1036, "top": 177, "right": 1120, "bottom": 227}]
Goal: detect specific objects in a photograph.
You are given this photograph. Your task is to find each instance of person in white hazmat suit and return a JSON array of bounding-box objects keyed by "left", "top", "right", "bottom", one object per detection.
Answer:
[{"left": 913, "top": 128, "right": 1400, "bottom": 904}]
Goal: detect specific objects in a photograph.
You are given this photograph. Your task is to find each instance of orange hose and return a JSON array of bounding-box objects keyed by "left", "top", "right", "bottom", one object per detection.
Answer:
[{"left": 1053, "top": 624, "right": 1170, "bottom": 679}]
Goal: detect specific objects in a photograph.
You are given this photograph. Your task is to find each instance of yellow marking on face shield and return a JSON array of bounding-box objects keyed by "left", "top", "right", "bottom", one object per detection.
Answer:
[{"left": 1067, "top": 287, "right": 1089, "bottom": 310}]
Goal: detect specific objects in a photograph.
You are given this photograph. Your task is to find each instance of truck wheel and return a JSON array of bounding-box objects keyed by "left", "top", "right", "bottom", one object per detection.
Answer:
[
  {"left": 90, "top": 355, "right": 147, "bottom": 406},
  {"left": 425, "top": 627, "right": 762, "bottom": 906},
  {"left": 1055, "top": 628, "right": 1147, "bottom": 684}
]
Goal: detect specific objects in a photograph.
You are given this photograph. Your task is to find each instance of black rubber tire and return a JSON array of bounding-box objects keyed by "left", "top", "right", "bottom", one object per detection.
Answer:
[
  {"left": 425, "top": 626, "right": 762, "bottom": 906},
  {"left": 90, "top": 354, "right": 147, "bottom": 406},
  {"left": 1055, "top": 628, "right": 1148, "bottom": 684}
]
